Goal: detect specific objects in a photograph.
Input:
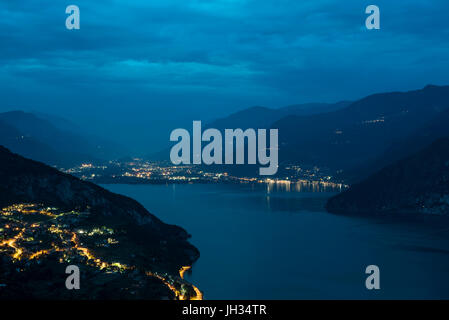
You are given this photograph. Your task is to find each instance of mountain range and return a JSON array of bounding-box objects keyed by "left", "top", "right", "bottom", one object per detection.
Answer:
[
  {"left": 343, "top": 106, "right": 449, "bottom": 183},
  {"left": 146, "top": 85, "right": 449, "bottom": 183},
  {"left": 326, "top": 137, "right": 449, "bottom": 216},
  {"left": 0, "top": 111, "right": 125, "bottom": 167},
  {"left": 3, "top": 84, "right": 449, "bottom": 187},
  {"left": 147, "top": 101, "right": 351, "bottom": 162},
  {"left": 208, "top": 101, "right": 351, "bottom": 130},
  {"left": 273, "top": 84, "right": 449, "bottom": 170}
]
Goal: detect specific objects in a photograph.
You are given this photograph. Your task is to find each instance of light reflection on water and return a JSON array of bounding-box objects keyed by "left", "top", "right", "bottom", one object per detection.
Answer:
[{"left": 264, "top": 180, "right": 346, "bottom": 193}]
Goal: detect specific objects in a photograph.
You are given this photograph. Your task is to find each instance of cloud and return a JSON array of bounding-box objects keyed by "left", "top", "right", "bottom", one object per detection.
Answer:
[
  {"left": 1, "top": 0, "right": 449, "bottom": 152},
  {"left": 1, "top": 0, "right": 448, "bottom": 96}
]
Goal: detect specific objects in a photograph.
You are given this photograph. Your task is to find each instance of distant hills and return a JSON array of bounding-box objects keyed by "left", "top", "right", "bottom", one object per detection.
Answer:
[
  {"left": 208, "top": 101, "right": 351, "bottom": 130},
  {"left": 0, "top": 111, "right": 124, "bottom": 167},
  {"left": 326, "top": 137, "right": 449, "bottom": 216},
  {"left": 274, "top": 85, "right": 449, "bottom": 170},
  {"left": 154, "top": 84, "right": 449, "bottom": 181},
  {"left": 5, "top": 84, "right": 449, "bottom": 183},
  {"left": 343, "top": 106, "right": 449, "bottom": 183},
  {"left": 148, "top": 101, "right": 351, "bottom": 162}
]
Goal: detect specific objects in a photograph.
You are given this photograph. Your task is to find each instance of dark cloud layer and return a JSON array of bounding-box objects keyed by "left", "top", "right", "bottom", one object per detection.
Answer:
[{"left": 1, "top": 0, "right": 449, "bottom": 152}]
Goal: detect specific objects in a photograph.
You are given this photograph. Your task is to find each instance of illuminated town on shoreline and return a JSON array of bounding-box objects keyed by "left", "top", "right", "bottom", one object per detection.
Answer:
[{"left": 63, "top": 159, "right": 348, "bottom": 193}]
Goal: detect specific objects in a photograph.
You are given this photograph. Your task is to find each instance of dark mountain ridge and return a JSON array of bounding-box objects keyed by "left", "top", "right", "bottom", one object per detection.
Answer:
[
  {"left": 1, "top": 145, "right": 161, "bottom": 225},
  {"left": 0, "top": 111, "right": 123, "bottom": 167},
  {"left": 0, "top": 117, "right": 67, "bottom": 165},
  {"left": 148, "top": 101, "right": 351, "bottom": 164},
  {"left": 273, "top": 84, "right": 449, "bottom": 170},
  {"left": 326, "top": 137, "right": 449, "bottom": 216},
  {"left": 0, "top": 145, "right": 198, "bottom": 263},
  {"left": 209, "top": 101, "right": 351, "bottom": 130},
  {"left": 343, "top": 106, "right": 449, "bottom": 183}
]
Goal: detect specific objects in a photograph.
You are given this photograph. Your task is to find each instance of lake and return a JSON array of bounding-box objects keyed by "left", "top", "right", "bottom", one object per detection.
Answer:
[{"left": 104, "top": 183, "right": 449, "bottom": 299}]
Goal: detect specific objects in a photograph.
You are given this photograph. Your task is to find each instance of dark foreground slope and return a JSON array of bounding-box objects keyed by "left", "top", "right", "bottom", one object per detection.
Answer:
[
  {"left": 326, "top": 138, "right": 449, "bottom": 216},
  {"left": 0, "top": 146, "right": 200, "bottom": 300}
]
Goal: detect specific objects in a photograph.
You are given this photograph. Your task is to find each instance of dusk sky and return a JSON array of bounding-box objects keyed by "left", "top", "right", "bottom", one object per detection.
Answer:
[{"left": 1, "top": 0, "right": 449, "bottom": 152}]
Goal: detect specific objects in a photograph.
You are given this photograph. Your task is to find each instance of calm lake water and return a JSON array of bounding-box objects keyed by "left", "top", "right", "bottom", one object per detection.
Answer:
[{"left": 104, "top": 183, "right": 449, "bottom": 300}]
